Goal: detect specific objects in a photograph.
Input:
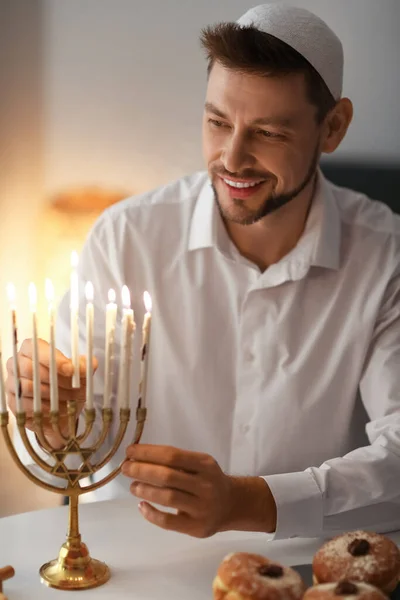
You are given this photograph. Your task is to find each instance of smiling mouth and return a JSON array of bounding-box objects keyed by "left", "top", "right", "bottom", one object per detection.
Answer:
[
  {"left": 219, "top": 176, "right": 267, "bottom": 199},
  {"left": 222, "top": 177, "right": 266, "bottom": 189}
]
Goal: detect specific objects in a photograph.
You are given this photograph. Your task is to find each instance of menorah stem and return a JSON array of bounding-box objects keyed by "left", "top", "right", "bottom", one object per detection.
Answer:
[
  {"left": 40, "top": 490, "right": 110, "bottom": 590},
  {"left": 67, "top": 399, "right": 78, "bottom": 439},
  {"left": 67, "top": 493, "right": 80, "bottom": 546}
]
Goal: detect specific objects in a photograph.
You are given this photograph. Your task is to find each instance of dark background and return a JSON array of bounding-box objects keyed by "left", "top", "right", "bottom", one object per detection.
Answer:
[{"left": 321, "top": 163, "right": 400, "bottom": 214}]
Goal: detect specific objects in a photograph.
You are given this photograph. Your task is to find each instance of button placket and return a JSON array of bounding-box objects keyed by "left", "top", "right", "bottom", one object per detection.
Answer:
[{"left": 230, "top": 289, "right": 266, "bottom": 473}]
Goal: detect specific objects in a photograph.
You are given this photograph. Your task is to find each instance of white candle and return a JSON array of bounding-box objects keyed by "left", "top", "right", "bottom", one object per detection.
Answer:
[
  {"left": 85, "top": 281, "right": 94, "bottom": 410},
  {"left": 103, "top": 288, "right": 117, "bottom": 409},
  {"left": 70, "top": 251, "right": 80, "bottom": 389},
  {"left": 28, "top": 283, "right": 41, "bottom": 412},
  {"left": 45, "top": 278, "right": 58, "bottom": 412},
  {"left": 0, "top": 334, "right": 7, "bottom": 414},
  {"left": 7, "top": 283, "right": 23, "bottom": 413},
  {"left": 138, "top": 291, "right": 152, "bottom": 409},
  {"left": 117, "top": 286, "right": 135, "bottom": 410}
]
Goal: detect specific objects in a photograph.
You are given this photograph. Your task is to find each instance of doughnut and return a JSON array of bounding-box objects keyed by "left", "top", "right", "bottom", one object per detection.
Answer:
[
  {"left": 312, "top": 531, "right": 400, "bottom": 594},
  {"left": 303, "top": 580, "right": 388, "bottom": 600},
  {"left": 212, "top": 552, "right": 306, "bottom": 600}
]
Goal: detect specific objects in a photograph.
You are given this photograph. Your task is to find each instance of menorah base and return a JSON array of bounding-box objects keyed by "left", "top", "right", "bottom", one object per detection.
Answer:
[{"left": 39, "top": 539, "right": 110, "bottom": 590}]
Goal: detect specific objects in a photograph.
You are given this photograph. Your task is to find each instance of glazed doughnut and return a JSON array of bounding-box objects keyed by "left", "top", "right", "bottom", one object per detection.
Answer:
[
  {"left": 303, "top": 580, "right": 388, "bottom": 600},
  {"left": 312, "top": 531, "right": 400, "bottom": 594},
  {"left": 212, "top": 552, "right": 306, "bottom": 600}
]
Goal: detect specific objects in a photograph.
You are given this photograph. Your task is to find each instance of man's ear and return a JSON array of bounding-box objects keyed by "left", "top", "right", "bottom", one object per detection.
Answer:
[{"left": 320, "top": 97, "right": 353, "bottom": 154}]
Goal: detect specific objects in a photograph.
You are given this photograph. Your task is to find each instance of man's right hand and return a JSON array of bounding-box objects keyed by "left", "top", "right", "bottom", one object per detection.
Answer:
[{"left": 5, "top": 339, "right": 97, "bottom": 448}]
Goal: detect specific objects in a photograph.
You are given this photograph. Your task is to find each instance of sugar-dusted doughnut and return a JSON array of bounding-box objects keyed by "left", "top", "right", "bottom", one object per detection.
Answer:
[
  {"left": 304, "top": 580, "right": 388, "bottom": 600},
  {"left": 213, "top": 552, "right": 306, "bottom": 600},
  {"left": 312, "top": 531, "right": 400, "bottom": 594}
]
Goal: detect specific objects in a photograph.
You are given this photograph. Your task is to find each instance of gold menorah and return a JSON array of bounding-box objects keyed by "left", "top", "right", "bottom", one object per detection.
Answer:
[{"left": 0, "top": 398, "right": 146, "bottom": 590}]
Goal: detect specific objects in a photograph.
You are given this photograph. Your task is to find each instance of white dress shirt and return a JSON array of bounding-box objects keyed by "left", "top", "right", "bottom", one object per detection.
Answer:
[{"left": 27, "top": 169, "right": 400, "bottom": 539}]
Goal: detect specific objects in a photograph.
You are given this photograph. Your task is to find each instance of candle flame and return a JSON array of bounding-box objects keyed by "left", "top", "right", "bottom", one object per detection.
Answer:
[
  {"left": 121, "top": 285, "right": 131, "bottom": 309},
  {"left": 71, "top": 250, "right": 79, "bottom": 269},
  {"left": 108, "top": 288, "right": 116, "bottom": 303},
  {"left": 85, "top": 281, "right": 94, "bottom": 302},
  {"left": 6, "top": 282, "right": 16, "bottom": 304},
  {"left": 45, "top": 278, "right": 54, "bottom": 302},
  {"left": 143, "top": 291, "right": 152, "bottom": 313}
]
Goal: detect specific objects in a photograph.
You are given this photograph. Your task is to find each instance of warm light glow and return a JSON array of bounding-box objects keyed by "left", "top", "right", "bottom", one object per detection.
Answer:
[
  {"left": 28, "top": 282, "right": 37, "bottom": 311},
  {"left": 45, "top": 278, "right": 54, "bottom": 303},
  {"left": 85, "top": 281, "right": 94, "bottom": 302},
  {"left": 6, "top": 282, "right": 16, "bottom": 305},
  {"left": 71, "top": 250, "right": 79, "bottom": 269},
  {"left": 143, "top": 291, "right": 152, "bottom": 313},
  {"left": 121, "top": 285, "right": 131, "bottom": 309},
  {"left": 108, "top": 288, "right": 116, "bottom": 303}
]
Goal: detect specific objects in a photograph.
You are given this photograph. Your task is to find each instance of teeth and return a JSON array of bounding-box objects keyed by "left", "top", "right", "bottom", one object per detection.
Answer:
[{"left": 223, "top": 178, "right": 263, "bottom": 189}]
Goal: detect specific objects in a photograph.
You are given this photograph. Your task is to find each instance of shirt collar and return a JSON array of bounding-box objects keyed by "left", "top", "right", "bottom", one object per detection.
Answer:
[
  {"left": 187, "top": 178, "right": 232, "bottom": 255},
  {"left": 311, "top": 170, "right": 341, "bottom": 270},
  {"left": 187, "top": 170, "right": 341, "bottom": 271}
]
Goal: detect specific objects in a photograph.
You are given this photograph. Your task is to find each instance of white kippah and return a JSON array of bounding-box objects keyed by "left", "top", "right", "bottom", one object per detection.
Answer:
[{"left": 237, "top": 3, "right": 343, "bottom": 99}]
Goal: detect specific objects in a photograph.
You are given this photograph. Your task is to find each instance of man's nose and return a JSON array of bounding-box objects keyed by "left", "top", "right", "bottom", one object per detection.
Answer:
[{"left": 221, "top": 133, "right": 254, "bottom": 174}]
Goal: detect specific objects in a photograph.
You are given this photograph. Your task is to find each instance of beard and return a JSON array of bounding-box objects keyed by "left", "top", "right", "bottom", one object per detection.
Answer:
[{"left": 211, "top": 142, "right": 320, "bottom": 226}]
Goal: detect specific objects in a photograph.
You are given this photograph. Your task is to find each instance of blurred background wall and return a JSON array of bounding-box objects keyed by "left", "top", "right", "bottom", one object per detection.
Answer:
[
  {"left": 42, "top": 0, "right": 400, "bottom": 200},
  {"left": 0, "top": 0, "right": 399, "bottom": 517}
]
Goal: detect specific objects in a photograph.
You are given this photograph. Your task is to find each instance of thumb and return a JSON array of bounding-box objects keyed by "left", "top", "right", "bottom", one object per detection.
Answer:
[
  {"left": 58, "top": 355, "right": 98, "bottom": 377},
  {"left": 78, "top": 355, "right": 99, "bottom": 375}
]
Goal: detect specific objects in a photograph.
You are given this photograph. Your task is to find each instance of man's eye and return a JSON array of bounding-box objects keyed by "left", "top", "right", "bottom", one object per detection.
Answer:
[
  {"left": 208, "top": 119, "right": 226, "bottom": 128},
  {"left": 257, "top": 129, "right": 282, "bottom": 139}
]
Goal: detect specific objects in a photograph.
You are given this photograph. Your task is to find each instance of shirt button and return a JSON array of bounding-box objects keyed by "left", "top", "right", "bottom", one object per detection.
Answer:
[
  {"left": 240, "top": 424, "right": 250, "bottom": 434},
  {"left": 244, "top": 348, "right": 255, "bottom": 362}
]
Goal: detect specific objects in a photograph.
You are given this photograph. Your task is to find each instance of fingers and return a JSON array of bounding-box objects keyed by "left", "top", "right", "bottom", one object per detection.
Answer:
[
  {"left": 137, "top": 502, "right": 208, "bottom": 538},
  {"left": 125, "top": 445, "right": 213, "bottom": 474},
  {"left": 121, "top": 461, "right": 197, "bottom": 495},
  {"left": 131, "top": 482, "right": 201, "bottom": 516},
  {"left": 57, "top": 355, "right": 99, "bottom": 378},
  {"left": 5, "top": 376, "right": 78, "bottom": 402},
  {"left": 7, "top": 394, "right": 69, "bottom": 420},
  {"left": 6, "top": 339, "right": 98, "bottom": 395},
  {"left": 8, "top": 355, "right": 74, "bottom": 390},
  {"left": 20, "top": 338, "right": 69, "bottom": 368},
  {"left": 19, "top": 338, "right": 98, "bottom": 378}
]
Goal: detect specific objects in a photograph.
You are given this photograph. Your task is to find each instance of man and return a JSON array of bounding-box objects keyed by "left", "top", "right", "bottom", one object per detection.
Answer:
[{"left": 6, "top": 4, "right": 400, "bottom": 539}]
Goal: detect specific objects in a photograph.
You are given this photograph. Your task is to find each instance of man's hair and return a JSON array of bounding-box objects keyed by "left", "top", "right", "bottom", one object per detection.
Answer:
[{"left": 200, "top": 23, "right": 336, "bottom": 124}]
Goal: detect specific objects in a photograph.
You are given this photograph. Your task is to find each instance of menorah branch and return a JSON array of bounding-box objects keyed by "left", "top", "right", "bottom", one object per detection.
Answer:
[
  {"left": 33, "top": 412, "right": 58, "bottom": 454},
  {"left": 0, "top": 413, "right": 67, "bottom": 495},
  {"left": 16, "top": 413, "right": 63, "bottom": 476},
  {"left": 81, "top": 406, "right": 147, "bottom": 494},
  {"left": 133, "top": 406, "right": 147, "bottom": 444},
  {"left": 90, "top": 407, "right": 114, "bottom": 453},
  {"left": 76, "top": 407, "right": 96, "bottom": 444},
  {"left": 67, "top": 399, "right": 78, "bottom": 438},
  {"left": 90, "top": 408, "right": 130, "bottom": 473},
  {"left": 50, "top": 411, "right": 70, "bottom": 444}
]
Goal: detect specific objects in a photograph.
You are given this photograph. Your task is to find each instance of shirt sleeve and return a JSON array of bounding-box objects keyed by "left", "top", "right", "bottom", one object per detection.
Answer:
[{"left": 262, "top": 268, "right": 400, "bottom": 540}]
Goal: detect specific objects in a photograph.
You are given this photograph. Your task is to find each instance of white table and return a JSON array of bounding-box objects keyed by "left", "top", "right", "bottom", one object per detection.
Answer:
[{"left": 1, "top": 499, "right": 400, "bottom": 599}]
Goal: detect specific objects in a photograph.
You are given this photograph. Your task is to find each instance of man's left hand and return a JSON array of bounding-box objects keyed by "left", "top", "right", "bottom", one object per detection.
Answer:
[{"left": 121, "top": 444, "right": 276, "bottom": 538}]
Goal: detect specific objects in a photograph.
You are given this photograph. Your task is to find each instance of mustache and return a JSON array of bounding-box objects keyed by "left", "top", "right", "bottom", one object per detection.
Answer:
[{"left": 211, "top": 167, "right": 273, "bottom": 181}]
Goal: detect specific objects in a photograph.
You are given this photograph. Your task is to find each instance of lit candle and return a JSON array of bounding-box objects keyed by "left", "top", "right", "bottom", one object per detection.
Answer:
[
  {"left": 28, "top": 283, "right": 41, "bottom": 412},
  {"left": 103, "top": 288, "right": 117, "bottom": 409},
  {"left": 70, "top": 251, "right": 80, "bottom": 389},
  {"left": 117, "top": 286, "right": 135, "bottom": 410},
  {"left": 0, "top": 334, "right": 7, "bottom": 414},
  {"left": 45, "top": 278, "right": 58, "bottom": 412},
  {"left": 138, "top": 291, "right": 152, "bottom": 409},
  {"left": 7, "top": 283, "right": 23, "bottom": 413},
  {"left": 85, "top": 281, "right": 94, "bottom": 410}
]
